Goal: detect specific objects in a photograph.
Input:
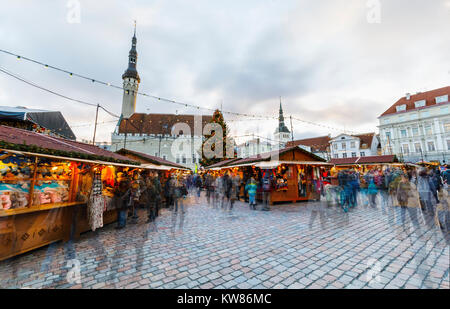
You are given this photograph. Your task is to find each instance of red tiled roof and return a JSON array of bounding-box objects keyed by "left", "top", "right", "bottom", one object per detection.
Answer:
[
  {"left": 286, "top": 135, "right": 331, "bottom": 152},
  {"left": 354, "top": 133, "right": 376, "bottom": 149},
  {"left": 116, "top": 148, "right": 186, "bottom": 169},
  {"left": 330, "top": 155, "right": 397, "bottom": 165},
  {"left": 380, "top": 86, "right": 450, "bottom": 117},
  {"left": 118, "top": 113, "right": 213, "bottom": 135},
  {"left": 0, "top": 125, "right": 130, "bottom": 161}
]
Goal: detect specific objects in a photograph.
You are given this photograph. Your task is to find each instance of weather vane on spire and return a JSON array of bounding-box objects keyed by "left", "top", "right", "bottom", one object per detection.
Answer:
[{"left": 134, "top": 20, "right": 137, "bottom": 36}]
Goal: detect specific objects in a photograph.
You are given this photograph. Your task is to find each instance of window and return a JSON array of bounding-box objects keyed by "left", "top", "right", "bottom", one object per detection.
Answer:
[
  {"left": 333, "top": 144, "right": 338, "bottom": 150},
  {"left": 414, "top": 100, "right": 426, "bottom": 108},
  {"left": 412, "top": 127, "right": 419, "bottom": 137},
  {"left": 385, "top": 132, "right": 391, "bottom": 140},
  {"left": 176, "top": 156, "right": 180, "bottom": 163},
  {"left": 350, "top": 142, "right": 356, "bottom": 148},
  {"left": 334, "top": 154, "right": 339, "bottom": 159},
  {"left": 400, "top": 129, "right": 407, "bottom": 138},
  {"left": 402, "top": 144, "right": 409, "bottom": 154},
  {"left": 351, "top": 152, "right": 357, "bottom": 157},
  {"left": 425, "top": 125, "right": 433, "bottom": 136},
  {"left": 155, "top": 152, "right": 158, "bottom": 157},
  {"left": 436, "top": 95, "right": 448, "bottom": 104},
  {"left": 447, "top": 140, "right": 450, "bottom": 151},
  {"left": 444, "top": 123, "right": 450, "bottom": 133},
  {"left": 384, "top": 118, "right": 390, "bottom": 124},
  {"left": 441, "top": 107, "right": 449, "bottom": 115},
  {"left": 360, "top": 152, "right": 365, "bottom": 157},
  {"left": 422, "top": 111, "right": 430, "bottom": 118},
  {"left": 427, "top": 141, "right": 436, "bottom": 152},
  {"left": 414, "top": 143, "right": 422, "bottom": 153},
  {"left": 341, "top": 143, "right": 346, "bottom": 150},
  {"left": 163, "top": 155, "right": 167, "bottom": 160},
  {"left": 182, "top": 155, "right": 186, "bottom": 164},
  {"left": 399, "top": 115, "right": 405, "bottom": 122},
  {"left": 396, "top": 104, "right": 406, "bottom": 112},
  {"left": 342, "top": 153, "right": 347, "bottom": 158}
]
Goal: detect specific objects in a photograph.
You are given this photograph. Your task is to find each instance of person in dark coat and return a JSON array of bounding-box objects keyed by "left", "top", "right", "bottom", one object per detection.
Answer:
[
  {"left": 164, "top": 176, "right": 174, "bottom": 209},
  {"left": 153, "top": 172, "right": 162, "bottom": 218},
  {"left": 115, "top": 180, "right": 131, "bottom": 229}
]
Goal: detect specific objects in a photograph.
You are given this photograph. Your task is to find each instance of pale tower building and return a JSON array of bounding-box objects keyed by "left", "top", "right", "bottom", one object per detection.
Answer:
[
  {"left": 274, "top": 100, "right": 291, "bottom": 149},
  {"left": 121, "top": 25, "right": 140, "bottom": 119}
]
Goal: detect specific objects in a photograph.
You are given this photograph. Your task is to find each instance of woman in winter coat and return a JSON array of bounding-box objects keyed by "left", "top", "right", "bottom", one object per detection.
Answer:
[
  {"left": 245, "top": 178, "right": 258, "bottom": 210},
  {"left": 367, "top": 177, "right": 378, "bottom": 208},
  {"left": 396, "top": 174, "right": 421, "bottom": 235}
]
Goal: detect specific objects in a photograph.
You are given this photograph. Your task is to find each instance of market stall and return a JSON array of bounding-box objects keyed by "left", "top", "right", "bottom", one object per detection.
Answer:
[
  {"left": 208, "top": 146, "right": 332, "bottom": 204},
  {"left": 0, "top": 148, "right": 146, "bottom": 261}
]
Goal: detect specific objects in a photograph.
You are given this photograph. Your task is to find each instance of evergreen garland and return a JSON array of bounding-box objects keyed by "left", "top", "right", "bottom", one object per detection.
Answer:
[{"left": 0, "top": 140, "right": 140, "bottom": 166}]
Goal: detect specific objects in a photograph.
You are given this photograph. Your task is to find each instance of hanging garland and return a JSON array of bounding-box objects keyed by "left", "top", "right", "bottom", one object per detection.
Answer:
[{"left": 0, "top": 140, "right": 140, "bottom": 166}]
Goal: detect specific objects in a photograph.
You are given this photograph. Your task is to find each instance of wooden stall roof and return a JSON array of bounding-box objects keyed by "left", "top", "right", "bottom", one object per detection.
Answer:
[
  {"left": 0, "top": 125, "right": 138, "bottom": 165},
  {"left": 116, "top": 148, "right": 188, "bottom": 170},
  {"left": 329, "top": 155, "right": 398, "bottom": 166},
  {"left": 205, "top": 146, "right": 327, "bottom": 170},
  {"left": 0, "top": 148, "right": 149, "bottom": 169},
  {"left": 228, "top": 146, "right": 327, "bottom": 167},
  {"left": 205, "top": 158, "right": 241, "bottom": 169}
]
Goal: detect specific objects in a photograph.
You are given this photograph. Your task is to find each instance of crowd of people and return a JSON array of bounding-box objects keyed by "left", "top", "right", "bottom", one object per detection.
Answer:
[
  {"left": 113, "top": 171, "right": 189, "bottom": 229},
  {"left": 109, "top": 164, "right": 449, "bottom": 239},
  {"left": 328, "top": 165, "right": 450, "bottom": 234}
]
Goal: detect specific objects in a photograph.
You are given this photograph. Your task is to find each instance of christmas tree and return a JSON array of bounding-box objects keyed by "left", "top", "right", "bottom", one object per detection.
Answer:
[{"left": 199, "top": 109, "right": 236, "bottom": 167}]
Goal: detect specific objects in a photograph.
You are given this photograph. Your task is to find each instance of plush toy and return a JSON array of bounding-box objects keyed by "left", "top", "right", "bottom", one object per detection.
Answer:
[
  {"left": 48, "top": 191, "right": 62, "bottom": 203},
  {"left": 1, "top": 193, "right": 12, "bottom": 209},
  {"left": 16, "top": 193, "right": 28, "bottom": 208},
  {"left": 60, "top": 189, "right": 69, "bottom": 202},
  {"left": 39, "top": 192, "right": 51, "bottom": 204}
]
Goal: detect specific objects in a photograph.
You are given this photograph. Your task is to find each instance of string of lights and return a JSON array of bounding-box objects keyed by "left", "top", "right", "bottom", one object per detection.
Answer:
[
  {"left": 0, "top": 49, "right": 360, "bottom": 134},
  {"left": 0, "top": 65, "right": 120, "bottom": 118},
  {"left": 70, "top": 119, "right": 118, "bottom": 128}
]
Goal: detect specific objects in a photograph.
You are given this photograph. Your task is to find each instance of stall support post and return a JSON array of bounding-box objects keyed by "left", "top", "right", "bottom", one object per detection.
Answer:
[{"left": 27, "top": 156, "right": 39, "bottom": 208}]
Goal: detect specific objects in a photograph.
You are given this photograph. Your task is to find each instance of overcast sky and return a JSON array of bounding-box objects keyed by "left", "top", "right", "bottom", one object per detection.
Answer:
[{"left": 0, "top": 0, "right": 449, "bottom": 144}]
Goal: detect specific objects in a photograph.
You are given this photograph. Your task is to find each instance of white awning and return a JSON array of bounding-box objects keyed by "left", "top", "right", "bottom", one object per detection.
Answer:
[{"left": 256, "top": 160, "right": 333, "bottom": 168}]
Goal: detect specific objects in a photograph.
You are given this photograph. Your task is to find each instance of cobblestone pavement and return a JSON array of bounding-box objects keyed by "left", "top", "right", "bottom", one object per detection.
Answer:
[{"left": 1, "top": 194, "right": 449, "bottom": 289}]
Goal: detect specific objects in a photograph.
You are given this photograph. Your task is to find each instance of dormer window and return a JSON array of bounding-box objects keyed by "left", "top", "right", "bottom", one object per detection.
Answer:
[
  {"left": 414, "top": 100, "right": 426, "bottom": 108},
  {"left": 396, "top": 104, "right": 406, "bottom": 112},
  {"left": 436, "top": 95, "right": 448, "bottom": 104}
]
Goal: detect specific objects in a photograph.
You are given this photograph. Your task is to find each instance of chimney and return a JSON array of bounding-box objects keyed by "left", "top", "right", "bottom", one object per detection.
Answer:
[{"left": 406, "top": 93, "right": 411, "bottom": 100}]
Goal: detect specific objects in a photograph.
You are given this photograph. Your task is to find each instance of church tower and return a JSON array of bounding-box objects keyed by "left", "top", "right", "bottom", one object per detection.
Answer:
[
  {"left": 121, "top": 23, "right": 140, "bottom": 119},
  {"left": 274, "top": 98, "right": 291, "bottom": 148}
]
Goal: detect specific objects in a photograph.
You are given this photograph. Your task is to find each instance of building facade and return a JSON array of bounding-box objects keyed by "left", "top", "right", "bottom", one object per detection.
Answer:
[
  {"left": 329, "top": 133, "right": 380, "bottom": 159},
  {"left": 237, "top": 138, "right": 273, "bottom": 158},
  {"left": 378, "top": 86, "right": 450, "bottom": 163},
  {"left": 110, "top": 29, "right": 212, "bottom": 170}
]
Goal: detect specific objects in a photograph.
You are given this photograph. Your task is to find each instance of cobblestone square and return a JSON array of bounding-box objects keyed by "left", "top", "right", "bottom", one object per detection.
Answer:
[{"left": 1, "top": 195, "right": 449, "bottom": 289}]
